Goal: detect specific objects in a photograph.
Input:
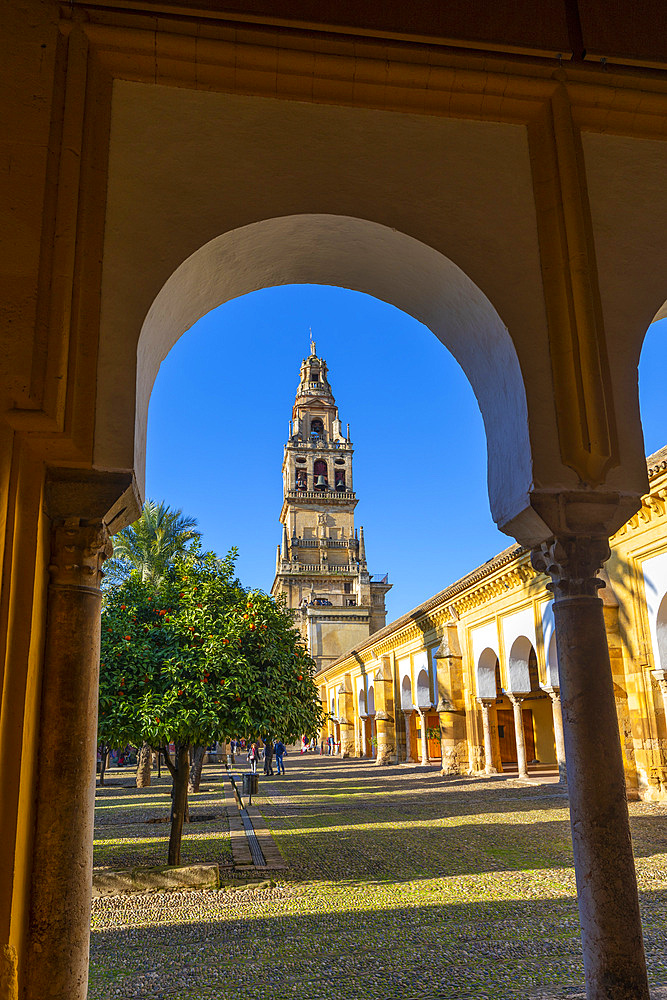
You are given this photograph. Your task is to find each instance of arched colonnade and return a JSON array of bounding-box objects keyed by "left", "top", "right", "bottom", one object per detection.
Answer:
[{"left": 3, "top": 5, "right": 667, "bottom": 999}]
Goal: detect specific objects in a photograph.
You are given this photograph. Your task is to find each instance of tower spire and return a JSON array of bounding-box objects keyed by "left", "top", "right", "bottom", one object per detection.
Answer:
[{"left": 359, "top": 525, "right": 367, "bottom": 567}]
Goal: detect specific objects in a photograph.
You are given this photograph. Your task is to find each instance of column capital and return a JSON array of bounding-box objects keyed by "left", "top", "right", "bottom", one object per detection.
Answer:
[
  {"left": 531, "top": 535, "right": 610, "bottom": 599},
  {"left": 542, "top": 685, "right": 561, "bottom": 701},
  {"left": 49, "top": 519, "right": 112, "bottom": 591},
  {"left": 45, "top": 467, "right": 140, "bottom": 532},
  {"left": 506, "top": 692, "right": 524, "bottom": 705}
]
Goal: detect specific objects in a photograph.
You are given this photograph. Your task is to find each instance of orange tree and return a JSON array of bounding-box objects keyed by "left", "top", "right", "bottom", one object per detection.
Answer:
[{"left": 99, "top": 549, "right": 321, "bottom": 864}]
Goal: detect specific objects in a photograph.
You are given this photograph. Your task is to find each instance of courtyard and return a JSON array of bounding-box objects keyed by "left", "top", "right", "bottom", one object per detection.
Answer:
[{"left": 88, "top": 755, "right": 667, "bottom": 1000}]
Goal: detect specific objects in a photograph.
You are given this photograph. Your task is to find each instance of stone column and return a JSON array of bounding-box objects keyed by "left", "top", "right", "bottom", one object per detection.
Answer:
[
  {"left": 532, "top": 536, "right": 650, "bottom": 1000},
  {"left": 545, "top": 686, "right": 567, "bottom": 784},
  {"left": 479, "top": 698, "right": 498, "bottom": 775},
  {"left": 418, "top": 709, "right": 430, "bottom": 765},
  {"left": 507, "top": 693, "right": 529, "bottom": 779},
  {"left": 374, "top": 661, "right": 395, "bottom": 765},
  {"left": 25, "top": 517, "right": 112, "bottom": 1000},
  {"left": 374, "top": 712, "right": 395, "bottom": 765},
  {"left": 402, "top": 710, "right": 415, "bottom": 762},
  {"left": 359, "top": 715, "right": 368, "bottom": 757}
]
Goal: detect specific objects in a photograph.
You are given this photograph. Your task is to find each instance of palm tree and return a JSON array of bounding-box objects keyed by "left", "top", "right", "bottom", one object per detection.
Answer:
[
  {"left": 104, "top": 500, "right": 200, "bottom": 787},
  {"left": 105, "top": 499, "right": 200, "bottom": 586}
]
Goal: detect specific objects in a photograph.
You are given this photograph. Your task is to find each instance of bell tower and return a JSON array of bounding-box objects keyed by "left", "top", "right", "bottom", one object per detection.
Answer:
[{"left": 271, "top": 341, "right": 391, "bottom": 672}]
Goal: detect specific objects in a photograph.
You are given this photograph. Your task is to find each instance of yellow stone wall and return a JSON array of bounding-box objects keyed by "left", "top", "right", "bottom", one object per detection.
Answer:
[{"left": 318, "top": 452, "right": 667, "bottom": 800}]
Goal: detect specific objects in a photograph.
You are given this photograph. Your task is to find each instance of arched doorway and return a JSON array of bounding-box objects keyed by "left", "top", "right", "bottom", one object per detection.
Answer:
[
  {"left": 400, "top": 674, "right": 416, "bottom": 763},
  {"left": 500, "top": 636, "right": 556, "bottom": 770}
]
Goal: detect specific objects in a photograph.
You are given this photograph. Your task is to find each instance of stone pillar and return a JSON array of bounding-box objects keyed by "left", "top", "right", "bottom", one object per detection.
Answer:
[
  {"left": 338, "top": 690, "right": 355, "bottom": 757},
  {"left": 25, "top": 518, "right": 112, "bottom": 1000},
  {"left": 532, "top": 536, "right": 650, "bottom": 1000},
  {"left": 359, "top": 715, "right": 368, "bottom": 757},
  {"left": 545, "top": 686, "right": 567, "bottom": 784},
  {"left": 438, "top": 703, "right": 467, "bottom": 775},
  {"left": 374, "top": 660, "right": 395, "bottom": 765},
  {"left": 402, "top": 710, "right": 415, "bottom": 762},
  {"left": 418, "top": 709, "right": 430, "bottom": 765},
  {"left": 479, "top": 698, "right": 498, "bottom": 775},
  {"left": 507, "top": 693, "right": 529, "bottom": 779},
  {"left": 374, "top": 712, "right": 395, "bottom": 764}
]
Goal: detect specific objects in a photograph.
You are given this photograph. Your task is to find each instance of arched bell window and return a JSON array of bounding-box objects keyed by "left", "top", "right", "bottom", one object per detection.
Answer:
[
  {"left": 335, "top": 469, "right": 346, "bottom": 490},
  {"left": 311, "top": 418, "right": 324, "bottom": 439},
  {"left": 314, "top": 459, "right": 328, "bottom": 490}
]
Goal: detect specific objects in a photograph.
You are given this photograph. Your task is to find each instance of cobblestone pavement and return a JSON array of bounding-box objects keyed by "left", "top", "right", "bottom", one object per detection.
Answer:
[{"left": 89, "top": 755, "right": 667, "bottom": 999}]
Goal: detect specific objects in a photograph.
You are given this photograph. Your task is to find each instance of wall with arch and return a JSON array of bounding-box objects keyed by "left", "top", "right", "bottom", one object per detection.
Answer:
[
  {"left": 501, "top": 607, "right": 537, "bottom": 689},
  {"left": 540, "top": 601, "right": 559, "bottom": 688},
  {"left": 641, "top": 551, "right": 667, "bottom": 672},
  {"left": 476, "top": 646, "right": 500, "bottom": 701}
]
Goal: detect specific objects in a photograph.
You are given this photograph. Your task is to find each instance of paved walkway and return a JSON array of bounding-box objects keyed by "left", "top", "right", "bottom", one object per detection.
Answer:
[{"left": 89, "top": 754, "right": 667, "bottom": 1000}]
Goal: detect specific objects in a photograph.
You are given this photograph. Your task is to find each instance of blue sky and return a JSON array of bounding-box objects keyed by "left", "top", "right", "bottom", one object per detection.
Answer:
[{"left": 146, "top": 287, "right": 666, "bottom": 623}]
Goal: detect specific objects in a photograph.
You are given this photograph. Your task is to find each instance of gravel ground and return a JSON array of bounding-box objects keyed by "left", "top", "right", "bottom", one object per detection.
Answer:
[{"left": 89, "top": 756, "right": 667, "bottom": 999}]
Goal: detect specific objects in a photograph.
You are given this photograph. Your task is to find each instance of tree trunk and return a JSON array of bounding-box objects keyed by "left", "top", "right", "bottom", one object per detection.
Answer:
[
  {"left": 188, "top": 744, "right": 206, "bottom": 793},
  {"left": 135, "top": 742, "right": 152, "bottom": 787},
  {"left": 167, "top": 744, "right": 190, "bottom": 865},
  {"left": 98, "top": 745, "right": 108, "bottom": 787}
]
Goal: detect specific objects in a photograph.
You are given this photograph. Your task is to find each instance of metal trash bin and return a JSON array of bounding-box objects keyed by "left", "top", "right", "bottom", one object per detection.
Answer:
[{"left": 242, "top": 773, "right": 259, "bottom": 799}]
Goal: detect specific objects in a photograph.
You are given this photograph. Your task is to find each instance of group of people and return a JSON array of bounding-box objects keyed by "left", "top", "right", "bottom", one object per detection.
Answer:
[{"left": 246, "top": 738, "right": 287, "bottom": 776}]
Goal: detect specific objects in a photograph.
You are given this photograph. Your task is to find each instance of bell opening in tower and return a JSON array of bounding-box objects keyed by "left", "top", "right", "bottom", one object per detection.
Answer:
[{"left": 314, "top": 459, "right": 328, "bottom": 490}]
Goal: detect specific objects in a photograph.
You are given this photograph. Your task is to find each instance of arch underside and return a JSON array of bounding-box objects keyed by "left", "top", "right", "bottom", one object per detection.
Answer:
[
  {"left": 477, "top": 647, "right": 499, "bottom": 700},
  {"left": 507, "top": 635, "right": 536, "bottom": 694}
]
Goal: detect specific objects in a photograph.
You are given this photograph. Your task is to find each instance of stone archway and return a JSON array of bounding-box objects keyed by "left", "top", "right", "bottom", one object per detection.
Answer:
[
  {"left": 6, "top": 10, "right": 667, "bottom": 997},
  {"left": 108, "top": 215, "right": 539, "bottom": 541},
  {"left": 504, "top": 636, "right": 556, "bottom": 774}
]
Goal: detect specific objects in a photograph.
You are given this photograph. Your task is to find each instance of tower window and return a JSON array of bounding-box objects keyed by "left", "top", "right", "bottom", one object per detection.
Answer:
[
  {"left": 344, "top": 583, "right": 352, "bottom": 594},
  {"left": 311, "top": 418, "right": 324, "bottom": 438},
  {"left": 335, "top": 470, "right": 346, "bottom": 490},
  {"left": 295, "top": 469, "right": 307, "bottom": 490}
]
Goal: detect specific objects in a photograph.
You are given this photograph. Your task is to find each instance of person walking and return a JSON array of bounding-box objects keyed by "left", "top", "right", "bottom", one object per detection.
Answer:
[
  {"left": 264, "top": 739, "right": 275, "bottom": 776},
  {"left": 248, "top": 742, "right": 258, "bottom": 774},
  {"left": 275, "top": 739, "right": 286, "bottom": 775},
  {"left": 327, "top": 734, "right": 334, "bottom": 755}
]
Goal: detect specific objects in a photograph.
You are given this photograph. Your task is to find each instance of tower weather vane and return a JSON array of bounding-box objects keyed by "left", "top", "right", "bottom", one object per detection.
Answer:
[{"left": 309, "top": 327, "right": 316, "bottom": 355}]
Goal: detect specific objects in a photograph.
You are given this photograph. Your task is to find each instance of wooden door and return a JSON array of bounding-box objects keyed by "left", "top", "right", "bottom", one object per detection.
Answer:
[
  {"left": 367, "top": 717, "right": 376, "bottom": 757},
  {"left": 426, "top": 712, "right": 441, "bottom": 759},
  {"left": 497, "top": 709, "right": 515, "bottom": 762},
  {"left": 522, "top": 709, "right": 535, "bottom": 762},
  {"left": 497, "top": 708, "right": 535, "bottom": 763}
]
